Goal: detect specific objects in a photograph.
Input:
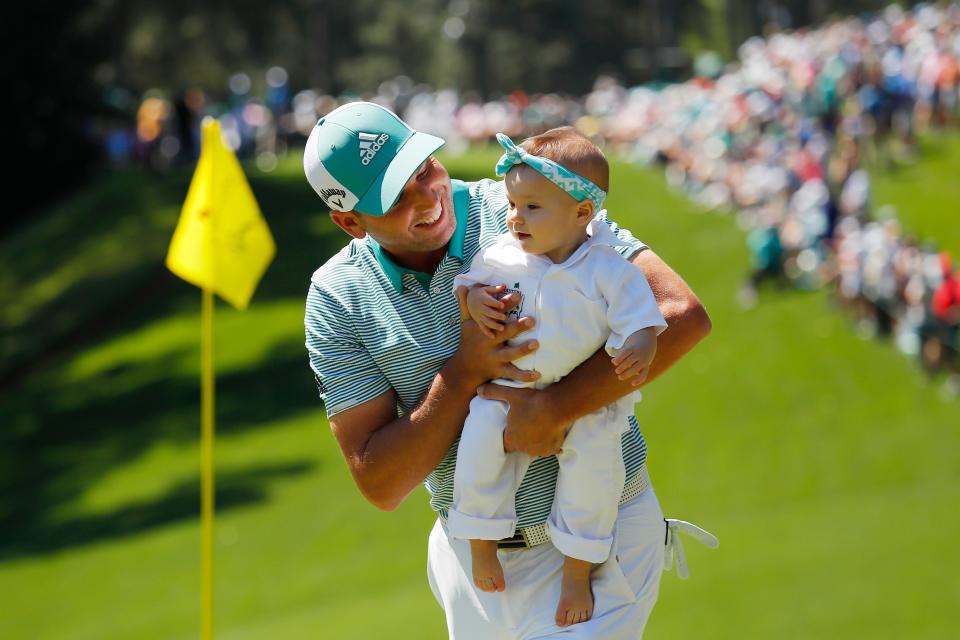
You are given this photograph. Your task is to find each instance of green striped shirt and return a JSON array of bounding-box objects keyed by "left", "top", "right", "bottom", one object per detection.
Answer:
[{"left": 305, "top": 178, "right": 650, "bottom": 527}]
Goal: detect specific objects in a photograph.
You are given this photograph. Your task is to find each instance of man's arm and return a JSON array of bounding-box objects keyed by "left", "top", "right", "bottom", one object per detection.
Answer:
[
  {"left": 630, "top": 248, "right": 712, "bottom": 382},
  {"left": 481, "top": 248, "right": 712, "bottom": 456},
  {"left": 327, "top": 298, "right": 538, "bottom": 511}
]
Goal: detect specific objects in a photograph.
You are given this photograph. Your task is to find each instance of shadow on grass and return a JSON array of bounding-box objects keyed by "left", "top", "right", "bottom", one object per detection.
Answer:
[
  {"left": 0, "top": 267, "right": 172, "bottom": 390},
  {"left": 0, "top": 158, "right": 497, "bottom": 385},
  {"left": 0, "top": 461, "right": 316, "bottom": 560},
  {"left": 0, "top": 169, "right": 332, "bottom": 385},
  {"left": 0, "top": 340, "right": 319, "bottom": 560},
  {"left": 0, "top": 169, "right": 192, "bottom": 382},
  {"left": 0, "top": 157, "right": 499, "bottom": 562}
]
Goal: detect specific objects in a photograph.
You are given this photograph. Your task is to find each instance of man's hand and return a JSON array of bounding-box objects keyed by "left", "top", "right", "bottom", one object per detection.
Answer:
[
  {"left": 611, "top": 327, "right": 658, "bottom": 386},
  {"left": 452, "top": 286, "right": 540, "bottom": 389},
  {"left": 477, "top": 384, "right": 569, "bottom": 456},
  {"left": 327, "top": 288, "right": 539, "bottom": 512},
  {"left": 466, "top": 284, "right": 509, "bottom": 338}
]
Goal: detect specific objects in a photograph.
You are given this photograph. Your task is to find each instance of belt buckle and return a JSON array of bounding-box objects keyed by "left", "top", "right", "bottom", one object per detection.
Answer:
[{"left": 497, "top": 530, "right": 528, "bottom": 549}]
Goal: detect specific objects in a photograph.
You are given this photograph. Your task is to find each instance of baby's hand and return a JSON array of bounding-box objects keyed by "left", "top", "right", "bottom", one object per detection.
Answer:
[
  {"left": 467, "top": 284, "right": 509, "bottom": 338},
  {"left": 611, "top": 328, "right": 658, "bottom": 386}
]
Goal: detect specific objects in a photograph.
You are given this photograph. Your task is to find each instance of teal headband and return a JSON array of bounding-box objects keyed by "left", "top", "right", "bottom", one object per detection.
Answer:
[{"left": 495, "top": 133, "right": 607, "bottom": 210}]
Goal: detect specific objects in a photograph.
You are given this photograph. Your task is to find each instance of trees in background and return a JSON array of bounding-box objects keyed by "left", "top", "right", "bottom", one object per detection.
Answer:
[{"left": 9, "top": 0, "right": 914, "bottom": 231}]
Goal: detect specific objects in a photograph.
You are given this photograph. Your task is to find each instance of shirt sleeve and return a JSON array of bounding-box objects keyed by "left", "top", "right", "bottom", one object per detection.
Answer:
[
  {"left": 452, "top": 247, "right": 496, "bottom": 291},
  {"left": 305, "top": 283, "right": 393, "bottom": 418},
  {"left": 598, "top": 251, "right": 668, "bottom": 355},
  {"left": 594, "top": 208, "right": 647, "bottom": 260}
]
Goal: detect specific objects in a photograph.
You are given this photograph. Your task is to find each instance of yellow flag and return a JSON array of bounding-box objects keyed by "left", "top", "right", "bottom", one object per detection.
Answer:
[{"left": 166, "top": 118, "right": 275, "bottom": 310}]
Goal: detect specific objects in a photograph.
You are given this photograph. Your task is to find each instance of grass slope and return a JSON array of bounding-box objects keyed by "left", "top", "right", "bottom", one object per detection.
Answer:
[
  {"left": 0, "top": 141, "right": 958, "bottom": 639},
  {"left": 869, "top": 130, "right": 960, "bottom": 256}
]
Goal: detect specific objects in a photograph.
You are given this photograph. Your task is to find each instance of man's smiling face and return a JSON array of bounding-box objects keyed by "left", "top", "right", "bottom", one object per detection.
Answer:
[{"left": 354, "top": 157, "right": 456, "bottom": 265}]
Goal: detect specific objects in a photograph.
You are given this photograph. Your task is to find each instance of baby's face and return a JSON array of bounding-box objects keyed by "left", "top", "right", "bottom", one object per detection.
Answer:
[{"left": 504, "top": 166, "right": 590, "bottom": 263}]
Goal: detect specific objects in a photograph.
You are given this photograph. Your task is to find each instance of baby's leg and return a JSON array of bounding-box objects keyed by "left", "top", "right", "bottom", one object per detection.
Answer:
[
  {"left": 469, "top": 539, "right": 505, "bottom": 593},
  {"left": 556, "top": 555, "right": 594, "bottom": 626},
  {"left": 548, "top": 408, "right": 626, "bottom": 626},
  {"left": 449, "top": 397, "right": 532, "bottom": 593},
  {"left": 547, "top": 409, "right": 625, "bottom": 563},
  {"left": 450, "top": 397, "right": 525, "bottom": 541}
]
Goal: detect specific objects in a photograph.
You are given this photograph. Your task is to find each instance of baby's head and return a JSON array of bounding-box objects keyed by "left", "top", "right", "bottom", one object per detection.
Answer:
[
  {"left": 497, "top": 127, "right": 609, "bottom": 263},
  {"left": 515, "top": 127, "right": 610, "bottom": 194}
]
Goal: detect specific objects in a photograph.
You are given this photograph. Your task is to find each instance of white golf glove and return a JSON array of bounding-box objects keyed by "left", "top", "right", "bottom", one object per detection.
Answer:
[{"left": 663, "top": 518, "right": 719, "bottom": 579}]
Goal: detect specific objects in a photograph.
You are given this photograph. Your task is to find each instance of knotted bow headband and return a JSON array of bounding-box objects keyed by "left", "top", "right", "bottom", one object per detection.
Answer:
[{"left": 494, "top": 133, "right": 607, "bottom": 211}]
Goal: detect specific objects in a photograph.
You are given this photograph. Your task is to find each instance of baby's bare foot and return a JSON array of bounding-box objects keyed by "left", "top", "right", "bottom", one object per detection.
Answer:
[
  {"left": 469, "top": 539, "right": 505, "bottom": 593},
  {"left": 556, "top": 558, "right": 594, "bottom": 627}
]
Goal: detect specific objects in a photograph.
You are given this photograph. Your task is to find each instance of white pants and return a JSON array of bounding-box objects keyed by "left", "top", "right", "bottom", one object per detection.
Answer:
[
  {"left": 448, "top": 397, "right": 626, "bottom": 563},
  {"left": 428, "top": 485, "right": 666, "bottom": 640}
]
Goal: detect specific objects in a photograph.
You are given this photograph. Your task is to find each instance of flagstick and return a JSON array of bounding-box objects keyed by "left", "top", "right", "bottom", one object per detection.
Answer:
[{"left": 201, "top": 287, "right": 215, "bottom": 640}]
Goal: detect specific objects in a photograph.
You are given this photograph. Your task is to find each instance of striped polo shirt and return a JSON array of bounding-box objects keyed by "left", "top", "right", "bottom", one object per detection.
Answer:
[{"left": 305, "top": 178, "right": 650, "bottom": 527}]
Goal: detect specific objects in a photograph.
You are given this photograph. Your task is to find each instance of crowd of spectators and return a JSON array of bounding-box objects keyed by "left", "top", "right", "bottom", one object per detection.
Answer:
[
  {"left": 100, "top": 3, "right": 960, "bottom": 387},
  {"left": 97, "top": 66, "right": 293, "bottom": 173},
  {"left": 613, "top": 2, "right": 960, "bottom": 385}
]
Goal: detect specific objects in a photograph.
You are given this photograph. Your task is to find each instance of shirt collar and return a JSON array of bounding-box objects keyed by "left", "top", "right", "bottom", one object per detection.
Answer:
[
  {"left": 367, "top": 179, "right": 471, "bottom": 293},
  {"left": 582, "top": 214, "right": 630, "bottom": 250}
]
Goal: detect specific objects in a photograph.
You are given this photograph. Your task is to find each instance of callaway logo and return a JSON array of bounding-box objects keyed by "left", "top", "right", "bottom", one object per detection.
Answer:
[
  {"left": 359, "top": 132, "right": 390, "bottom": 165},
  {"left": 319, "top": 187, "right": 347, "bottom": 209}
]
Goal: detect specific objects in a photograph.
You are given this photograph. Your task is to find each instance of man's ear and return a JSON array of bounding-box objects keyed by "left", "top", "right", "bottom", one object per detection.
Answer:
[
  {"left": 329, "top": 211, "right": 366, "bottom": 239},
  {"left": 575, "top": 200, "right": 595, "bottom": 226}
]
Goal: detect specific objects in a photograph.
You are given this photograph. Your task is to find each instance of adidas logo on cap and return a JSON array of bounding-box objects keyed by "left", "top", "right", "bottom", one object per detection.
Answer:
[{"left": 358, "top": 132, "right": 390, "bottom": 165}]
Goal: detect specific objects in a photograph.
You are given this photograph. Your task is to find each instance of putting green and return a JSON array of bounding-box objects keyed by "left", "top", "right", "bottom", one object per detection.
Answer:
[{"left": 0, "top": 141, "right": 957, "bottom": 639}]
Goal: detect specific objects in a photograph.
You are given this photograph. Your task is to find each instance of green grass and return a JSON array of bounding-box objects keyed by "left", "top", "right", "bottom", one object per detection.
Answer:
[
  {"left": 1, "top": 140, "right": 958, "bottom": 639},
  {"left": 869, "top": 130, "right": 960, "bottom": 256}
]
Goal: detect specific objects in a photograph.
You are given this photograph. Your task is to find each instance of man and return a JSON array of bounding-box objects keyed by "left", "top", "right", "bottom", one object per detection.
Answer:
[{"left": 304, "top": 102, "right": 711, "bottom": 639}]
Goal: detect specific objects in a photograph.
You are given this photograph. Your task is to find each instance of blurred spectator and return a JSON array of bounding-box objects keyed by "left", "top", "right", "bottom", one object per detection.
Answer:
[
  {"left": 740, "top": 222, "right": 786, "bottom": 307},
  {"left": 928, "top": 252, "right": 960, "bottom": 370}
]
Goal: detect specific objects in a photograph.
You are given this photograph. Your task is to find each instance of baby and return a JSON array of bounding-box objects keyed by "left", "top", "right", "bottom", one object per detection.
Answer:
[{"left": 448, "top": 127, "right": 667, "bottom": 627}]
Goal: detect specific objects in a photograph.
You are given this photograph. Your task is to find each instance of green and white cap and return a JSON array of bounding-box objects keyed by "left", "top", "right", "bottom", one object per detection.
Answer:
[{"left": 304, "top": 102, "right": 445, "bottom": 216}]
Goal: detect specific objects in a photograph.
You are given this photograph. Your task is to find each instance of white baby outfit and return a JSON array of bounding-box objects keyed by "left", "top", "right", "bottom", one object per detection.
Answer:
[{"left": 447, "top": 217, "right": 667, "bottom": 563}]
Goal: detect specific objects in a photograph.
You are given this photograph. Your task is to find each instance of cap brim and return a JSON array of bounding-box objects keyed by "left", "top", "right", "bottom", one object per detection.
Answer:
[{"left": 355, "top": 131, "right": 445, "bottom": 216}]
